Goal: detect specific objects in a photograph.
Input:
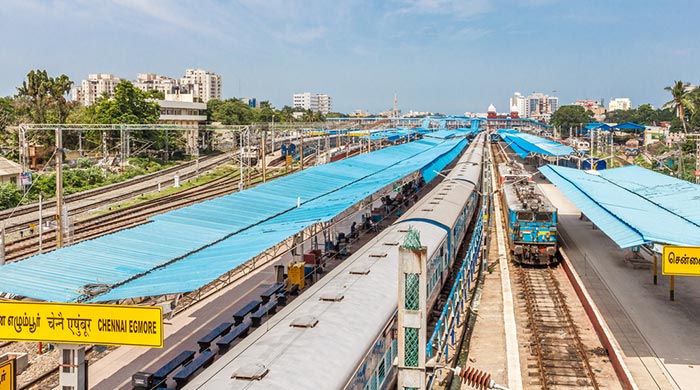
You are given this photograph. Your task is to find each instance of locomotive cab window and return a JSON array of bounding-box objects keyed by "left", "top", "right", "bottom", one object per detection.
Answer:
[
  {"left": 535, "top": 212, "right": 551, "bottom": 222},
  {"left": 517, "top": 212, "right": 533, "bottom": 221}
]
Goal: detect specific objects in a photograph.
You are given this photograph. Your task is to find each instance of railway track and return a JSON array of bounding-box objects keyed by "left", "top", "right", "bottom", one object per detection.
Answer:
[
  {"left": 0, "top": 153, "right": 231, "bottom": 233},
  {"left": 515, "top": 264, "right": 599, "bottom": 389},
  {"left": 4, "top": 164, "right": 295, "bottom": 262}
]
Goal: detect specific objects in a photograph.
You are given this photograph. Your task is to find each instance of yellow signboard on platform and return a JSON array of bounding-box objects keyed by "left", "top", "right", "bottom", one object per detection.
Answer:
[
  {"left": 0, "top": 302, "right": 163, "bottom": 348},
  {"left": 662, "top": 246, "right": 700, "bottom": 276},
  {"left": 0, "top": 359, "right": 15, "bottom": 390}
]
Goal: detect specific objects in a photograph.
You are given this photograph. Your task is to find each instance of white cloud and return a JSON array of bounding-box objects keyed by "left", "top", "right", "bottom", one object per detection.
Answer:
[{"left": 393, "top": 0, "right": 492, "bottom": 18}]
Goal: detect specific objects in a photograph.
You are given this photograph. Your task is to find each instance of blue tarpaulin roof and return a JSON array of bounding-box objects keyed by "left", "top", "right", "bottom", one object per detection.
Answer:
[
  {"left": 613, "top": 122, "right": 645, "bottom": 131},
  {"left": 539, "top": 164, "right": 700, "bottom": 248},
  {"left": 0, "top": 138, "right": 467, "bottom": 302},
  {"left": 498, "top": 129, "right": 574, "bottom": 158}
]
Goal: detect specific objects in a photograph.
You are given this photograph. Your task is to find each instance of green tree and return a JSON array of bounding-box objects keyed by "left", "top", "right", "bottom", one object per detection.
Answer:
[
  {"left": 16, "top": 70, "right": 52, "bottom": 123},
  {"left": 207, "top": 98, "right": 254, "bottom": 125},
  {"left": 93, "top": 80, "right": 160, "bottom": 124},
  {"left": 662, "top": 80, "right": 696, "bottom": 133},
  {"left": 0, "top": 183, "right": 23, "bottom": 210},
  {"left": 550, "top": 105, "right": 594, "bottom": 137},
  {"left": 16, "top": 69, "right": 74, "bottom": 124},
  {"left": 0, "top": 97, "right": 16, "bottom": 131}
]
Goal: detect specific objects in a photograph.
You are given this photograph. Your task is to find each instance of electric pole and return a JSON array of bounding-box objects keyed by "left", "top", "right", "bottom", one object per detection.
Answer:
[{"left": 55, "top": 127, "right": 64, "bottom": 249}]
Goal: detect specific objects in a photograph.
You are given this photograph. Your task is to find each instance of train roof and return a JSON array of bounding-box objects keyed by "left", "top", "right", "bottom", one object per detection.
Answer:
[
  {"left": 399, "top": 138, "right": 482, "bottom": 230},
  {"left": 501, "top": 180, "right": 557, "bottom": 214},
  {"left": 185, "top": 220, "right": 446, "bottom": 390}
]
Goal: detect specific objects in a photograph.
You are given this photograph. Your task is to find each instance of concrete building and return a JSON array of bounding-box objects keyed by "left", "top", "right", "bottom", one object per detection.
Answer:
[
  {"left": 72, "top": 73, "right": 122, "bottom": 106},
  {"left": 181, "top": 69, "right": 222, "bottom": 103},
  {"left": 134, "top": 73, "right": 180, "bottom": 96},
  {"left": 608, "top": 98, "right": 632, "bottom": 112},
  {"left": 0, "top": 157, "right": 22, "bottom": 186},
  {"left": 573, "top": 99, "right": 607, "bottom": 121},
  {"left": 293, "top": 92, "right": 333, "bottom": 115},
  {"left": 155, "top": 93, "right": 207, "bottom": 126},
  {"left": 510, "top": 92, "right": 559, "bottom": 119},
  {"left": 241, "top": 98, "right": 258, "bottom": 108}
]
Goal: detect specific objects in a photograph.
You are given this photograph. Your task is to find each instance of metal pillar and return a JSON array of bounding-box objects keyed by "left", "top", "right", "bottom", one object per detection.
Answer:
[
  {"left": 55, "top": 127, "right": 64, "bottom": 249},
  {"left": 0, "top": 223, "right": 5, "bottom": 265},
  {"left": 38, "top": 193, "right": 43, "bottom": 254},
  {"left": 300, "top": 130, "right": 304, "bottom": 170},
  {"left": 397, "top": 244, "right": 428, "bottom": 390}
]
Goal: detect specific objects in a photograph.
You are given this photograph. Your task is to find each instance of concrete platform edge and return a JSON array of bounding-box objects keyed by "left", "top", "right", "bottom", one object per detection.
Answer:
[{"left": 559, "top": 247, "right": 638, "bottom": 390}]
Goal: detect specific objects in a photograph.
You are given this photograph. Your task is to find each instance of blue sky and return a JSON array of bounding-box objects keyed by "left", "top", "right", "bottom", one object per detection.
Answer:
[{"left": 1, "top": 0, "right": 698, "bottom": 115}]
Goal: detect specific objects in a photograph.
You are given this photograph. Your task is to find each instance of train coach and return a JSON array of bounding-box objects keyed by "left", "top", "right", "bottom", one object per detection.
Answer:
[{"left": 184, "top": 134, "right": 486, "bottom": 390}]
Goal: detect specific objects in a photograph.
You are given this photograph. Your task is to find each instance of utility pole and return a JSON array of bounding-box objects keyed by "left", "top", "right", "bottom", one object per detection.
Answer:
[
  {"left": 55, "top": 127, "right": 64, "bottom": 249},
  {"left": 262, "top": 130, "right": 267, "bottom": 183},
  {"left": 39, "top": 192, "right": 43, "bottom": 253},
  {"left": 238, "top": 129, "right": 243, "bottom": 191},
  {"left": 300, "top": 129, "right": 304, "bottom": 170}
]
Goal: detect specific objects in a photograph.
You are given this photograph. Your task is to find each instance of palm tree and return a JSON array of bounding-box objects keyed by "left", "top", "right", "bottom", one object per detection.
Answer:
[{"left": 663, "top": 80, "right": 695, "bottom": 133}]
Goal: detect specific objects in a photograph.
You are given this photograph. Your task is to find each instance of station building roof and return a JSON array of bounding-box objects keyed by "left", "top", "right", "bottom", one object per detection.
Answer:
[
  {"left": 0, "top": 138, "right": 466, "bottom": 302},
  {"left": 539, "top": 164, "right": 700, "bottom": 248},
  {"left": 498, "top": 129, "right": 574, "bottom": 158}
]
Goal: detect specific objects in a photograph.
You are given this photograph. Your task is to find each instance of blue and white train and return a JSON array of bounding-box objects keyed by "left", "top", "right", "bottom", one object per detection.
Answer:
[{"left": 185, "top": 134, "right": 486, "bottom": 390}]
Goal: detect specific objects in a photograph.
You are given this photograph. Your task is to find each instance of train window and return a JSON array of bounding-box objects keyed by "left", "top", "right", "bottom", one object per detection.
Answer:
[
  {"left": 535, "top": 212, "right": 551, "bottom": 222},
  {"left": 517, "top": 212, "right": 533, "bottom": 221}
]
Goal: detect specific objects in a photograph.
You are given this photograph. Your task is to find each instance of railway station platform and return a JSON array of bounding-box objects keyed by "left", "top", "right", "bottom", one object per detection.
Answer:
[{"left": 540, "top": 182, "right": 699, "bottom": 390}]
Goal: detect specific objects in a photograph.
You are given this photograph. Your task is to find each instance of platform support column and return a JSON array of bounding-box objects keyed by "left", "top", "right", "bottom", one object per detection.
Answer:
[
  {"left": 670, "top": 275, "right": 675, "bottom": 301},
  {"left": 58, "top": 344, "right": 87, "bottom": 390},
  {"left": 653, "top": 254, "right": 658, "bottom": 285},
  {"left": 397, "top": 242, "right": 427, "bottom": 390}
]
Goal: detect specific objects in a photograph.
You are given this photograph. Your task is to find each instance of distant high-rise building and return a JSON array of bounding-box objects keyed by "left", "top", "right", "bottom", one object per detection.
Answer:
[
  {"left": 292, "top": 92, "right": 332, "bottom": 115},
  {"left": 72, "top": 73, "right": 122, "bottom": 106},
  {"left": 134, "top": 73, "right": 180, "bottom": 96},
  {"left": 510, "top": 92, "right": 559, "bottom": 120},
  {"left": 608, "top": 98, "right": 632, "bottom": 112},
  {"left": 180, "top": 69, "right": 222, "bottom": 103}
]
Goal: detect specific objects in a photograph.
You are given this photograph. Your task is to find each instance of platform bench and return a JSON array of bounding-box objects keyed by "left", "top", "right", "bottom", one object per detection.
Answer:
[
  {"left": 251, "top": 301, "right": 278, "bottom": 327},
  {"left": 233, "top": 299, "right": 262, "bottom": 325},
  {"left": 260, "top": 282, "right": 284, "bottom": 303},
  {"left": 197, "top": 322, "right": 233, "bottom": 351},
  {"left": 276, "top": 292, "right": 288, "bottom": 307},
  {"left": 172, "top": 349, "right": 215, "bottom": 389},
  {"left": 216, "top": 320, "right": 252, "bottom": 354},
  {"left": 151, "top": 349, "right": 196, "bottom": 385}
]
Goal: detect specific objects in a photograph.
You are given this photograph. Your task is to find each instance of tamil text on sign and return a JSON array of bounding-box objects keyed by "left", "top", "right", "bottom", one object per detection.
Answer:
[
  {"left": 662, "top": 246, "right": 700, "bottom": 276},
  {"left": 0, "top": 302, "right": 162, "bottom": 348},
  {"left": 0, "top": 359, "right": 15, "bottom": 390}
]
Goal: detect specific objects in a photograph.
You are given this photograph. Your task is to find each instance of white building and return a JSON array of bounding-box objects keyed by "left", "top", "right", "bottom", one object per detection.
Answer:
[
  {"left": 134, "top": 73, "right": 180, "bottom": 96},
  {"left": 292, "top": 92, "right": 333, "bottom": 115},
  {"left": 509, "top": 92, "right": 528, "bottom": 118},
  {"left": 156, "top": 92, "right": 207, "bottom": 126},
  {"left": 181, "top": 69, "right": 222, "bottom": 103},
  {"left": 510, "top": 92, "right": 559, "bottom": 119},
  {"left": 609, "top": 98, "right": 632, "bottom": 112},
  {"left": 72, "top": 73, "right": 122, "bottom": 106}
]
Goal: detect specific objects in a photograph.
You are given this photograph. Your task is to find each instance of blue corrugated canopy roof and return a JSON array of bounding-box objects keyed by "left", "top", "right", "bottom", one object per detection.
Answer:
[
  {"left": 91, "top": 138, "right": 467, "bottom": 302},
  {"left": 0, "top": 138, "right": 466, "bottom": 302},
  {"left": 424, "top": 130, "right": 460, "bottom": 139},
  {"left": 539, "top": 164, "right": 700, "bottom": 248},
  {"left": 498, "top": 129, "right": 574, "bottom": 158}
]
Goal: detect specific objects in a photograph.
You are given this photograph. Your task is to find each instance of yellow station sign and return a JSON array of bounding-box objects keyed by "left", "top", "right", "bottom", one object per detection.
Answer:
[
  {"left": 662, "top": 246, "right": 700, "bottom": 276},
  {"left": 0, "top": 359, "right": 15, "bottom": 390},
  {"left": 0, "top": 302, "right": 163, "bottom": 348}
]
